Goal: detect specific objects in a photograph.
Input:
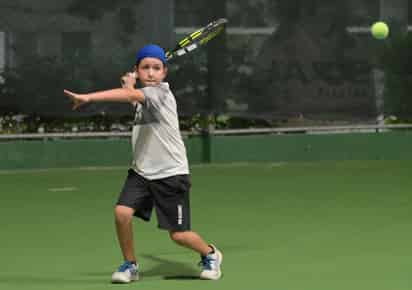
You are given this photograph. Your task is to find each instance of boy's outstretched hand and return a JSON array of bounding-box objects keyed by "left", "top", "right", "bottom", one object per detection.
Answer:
[{"left": 64, "top": 89, "right": 89, "bottom": 110}]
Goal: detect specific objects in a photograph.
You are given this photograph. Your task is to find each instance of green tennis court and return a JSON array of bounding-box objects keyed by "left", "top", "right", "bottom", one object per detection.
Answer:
[{"left": 1, "top": 160, "right": 411, "bottom": 290}]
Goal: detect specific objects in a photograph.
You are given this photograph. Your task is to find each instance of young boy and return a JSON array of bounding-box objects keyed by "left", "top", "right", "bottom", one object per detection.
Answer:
[{"left": 63, "top": 44, "right": 222, "bottom": 283}]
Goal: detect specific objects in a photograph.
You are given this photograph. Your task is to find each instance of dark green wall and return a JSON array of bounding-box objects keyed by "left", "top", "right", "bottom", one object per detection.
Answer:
[
  {"left": 0, "top": 139, "right": 131, "bottom": 170},
  {"left": 0, "top": 136, "right": 205, "bottom": 170},
  {"left": 1, "top": 131, "right": 411, "bottom": 170},
  {"left": 211, "top": 131, "right": 412, "bottom": 162}
]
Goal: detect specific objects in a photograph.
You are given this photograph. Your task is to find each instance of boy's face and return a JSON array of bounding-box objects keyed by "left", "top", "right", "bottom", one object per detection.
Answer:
[{"left": 135, "top": 57, "right": 167, "bottom": 87}]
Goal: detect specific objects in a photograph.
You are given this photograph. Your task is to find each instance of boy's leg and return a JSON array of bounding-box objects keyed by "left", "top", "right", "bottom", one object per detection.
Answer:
[
  {"left": 169, "top": 230, "right": 212, "bottom": 256},
  {"left": 151, "top": 175, "right": 223, "bottom": 279},
  {"left": 115, "top": 205, "right": 137, "bottom": 262},
  {"left": 112, "top": 205, "right": 139, "bottom": 283},
  {"left": 115, "top": 169, "right": 153, "bottom": 263},
  {"left": 112, "top": 170, "right": 153, "bottom": 283},
  {"left": 169, "top": 230, "right": 223, "bottom": 280}
]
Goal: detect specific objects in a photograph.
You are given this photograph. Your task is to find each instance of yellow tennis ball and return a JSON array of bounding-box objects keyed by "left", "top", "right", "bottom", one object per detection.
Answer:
[{"left": 371, "top": 22, "right": 389, "bottom": 39}]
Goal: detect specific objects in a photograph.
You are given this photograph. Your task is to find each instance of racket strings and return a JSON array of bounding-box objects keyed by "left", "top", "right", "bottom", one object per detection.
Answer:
[{"left": 166, "top": 18, "right": 228, "bottom": 61}]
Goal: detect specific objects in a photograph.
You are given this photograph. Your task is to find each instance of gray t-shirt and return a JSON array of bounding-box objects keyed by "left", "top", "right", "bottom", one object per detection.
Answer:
[{"left": 131, "top": 82, "right": 189, "bottom": 180}]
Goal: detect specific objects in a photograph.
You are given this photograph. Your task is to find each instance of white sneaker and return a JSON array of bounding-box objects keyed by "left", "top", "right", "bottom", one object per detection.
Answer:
[
  {"left": 199, "top": 244, "right": 223, "bottom": 280},
  {"left": 111, "top": 261, "right": 139, "bottom": 283}
]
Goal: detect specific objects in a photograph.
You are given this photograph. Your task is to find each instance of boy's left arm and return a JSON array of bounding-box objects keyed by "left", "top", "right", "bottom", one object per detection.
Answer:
[{"left": 63, "top": 87, "right": 145, "bottom": 110}]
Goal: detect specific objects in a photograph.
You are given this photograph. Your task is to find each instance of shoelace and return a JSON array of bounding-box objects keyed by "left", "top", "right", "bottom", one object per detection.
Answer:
[
  {"left": 199, "top": 255, "right": 215, "bottom": 270},
  {"left": 118, "top": 261, "right": 134, "bottom": 272}
]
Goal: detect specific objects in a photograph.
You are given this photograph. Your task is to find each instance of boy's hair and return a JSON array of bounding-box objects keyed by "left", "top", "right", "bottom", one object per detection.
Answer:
[{"left": 135, "top": 44, "right": 167, "bottom": 66}]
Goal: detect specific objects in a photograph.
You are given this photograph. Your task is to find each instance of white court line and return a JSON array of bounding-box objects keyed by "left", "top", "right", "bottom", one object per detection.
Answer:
[{"left": 48, "top": 187, "right": 78, "bottom": 192}]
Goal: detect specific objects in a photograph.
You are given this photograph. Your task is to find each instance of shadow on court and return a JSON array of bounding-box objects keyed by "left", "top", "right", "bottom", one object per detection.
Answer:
[{"left": 140, "top": 254, "right": 200, "bottom": 280}]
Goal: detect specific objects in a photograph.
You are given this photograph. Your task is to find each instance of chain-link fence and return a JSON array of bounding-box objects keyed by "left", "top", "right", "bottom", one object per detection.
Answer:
[{"left": 0, "top": 0, "right": 410, "bottom": 133}]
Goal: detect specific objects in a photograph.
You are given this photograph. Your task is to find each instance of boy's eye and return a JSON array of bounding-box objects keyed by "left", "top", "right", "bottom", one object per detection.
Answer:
[{"left": 141, "top": 65, "right": 161, "bottom": 71}]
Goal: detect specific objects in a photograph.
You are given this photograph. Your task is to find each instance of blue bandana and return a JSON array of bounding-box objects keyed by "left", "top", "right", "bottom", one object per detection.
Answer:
[{"left": 135, "top": 44, "right": 167, "bottom": 65}]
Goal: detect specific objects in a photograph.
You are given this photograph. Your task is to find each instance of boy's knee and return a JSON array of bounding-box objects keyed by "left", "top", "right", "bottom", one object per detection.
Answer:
[
  {"left": 114, "top": 205, "right": 134, "bottom": 222},
  {"left": 169, "top": 231, "right": 188, "bottom": 244}
]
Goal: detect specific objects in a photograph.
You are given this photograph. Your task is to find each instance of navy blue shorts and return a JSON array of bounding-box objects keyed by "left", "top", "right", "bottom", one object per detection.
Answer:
[{"left": 116, "top": 169, "right": 191, "bottom": 231}]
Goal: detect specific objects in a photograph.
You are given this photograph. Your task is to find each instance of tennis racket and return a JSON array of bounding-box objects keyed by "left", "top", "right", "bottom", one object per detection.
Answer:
[
  {"left": 125, "top": 18, "right": 228, "bottom": 81},
  {"left": 165, "top": 18, "right": 228, "bottom": 61}
]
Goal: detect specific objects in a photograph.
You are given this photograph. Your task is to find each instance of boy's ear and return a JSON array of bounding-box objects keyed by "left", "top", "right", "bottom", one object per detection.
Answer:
[{"left": 134, "top": 65, "right": 139, "bottom": 79}]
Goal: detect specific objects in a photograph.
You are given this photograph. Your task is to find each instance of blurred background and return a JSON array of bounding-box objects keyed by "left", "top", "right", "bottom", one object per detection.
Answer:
[
  {"left": 0, "top": 0, "right": 410, "bottom": 134},
  {"left": 1, "top": 3, "right": 412, "bottom": 289}
]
